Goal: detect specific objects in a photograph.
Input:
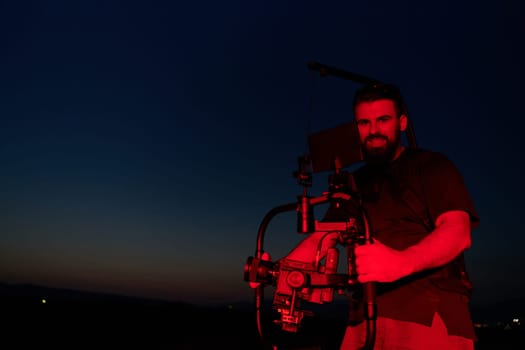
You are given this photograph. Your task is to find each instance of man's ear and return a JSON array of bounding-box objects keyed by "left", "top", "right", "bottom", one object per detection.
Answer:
[{"left": 400, "top": 114, "right": 408, "bottom": 132}]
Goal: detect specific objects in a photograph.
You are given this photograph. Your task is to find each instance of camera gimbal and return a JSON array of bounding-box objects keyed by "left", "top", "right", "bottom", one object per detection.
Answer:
[{"left": 244, "top": 151, "right": 377, "bottom": 350}]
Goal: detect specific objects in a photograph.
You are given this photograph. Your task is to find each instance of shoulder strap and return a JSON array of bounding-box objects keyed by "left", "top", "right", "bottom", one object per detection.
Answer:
[{"left": 396, "top": 180, "right": 434, "bottom": 232}]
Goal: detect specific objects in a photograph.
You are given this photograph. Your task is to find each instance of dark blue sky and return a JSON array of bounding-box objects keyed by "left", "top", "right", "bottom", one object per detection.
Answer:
[{"left": 0, "top": 0, "right": 523, "bottom": 306}]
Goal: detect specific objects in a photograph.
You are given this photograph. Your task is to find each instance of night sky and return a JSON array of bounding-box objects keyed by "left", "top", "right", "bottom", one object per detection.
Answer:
[{"left": 1, "top": 0, "right": 524, "bottom": 307}]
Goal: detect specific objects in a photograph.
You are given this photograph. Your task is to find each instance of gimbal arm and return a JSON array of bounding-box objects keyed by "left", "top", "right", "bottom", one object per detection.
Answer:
[{"left": 253, "top": 201, "right": 298, "bottom": 348}]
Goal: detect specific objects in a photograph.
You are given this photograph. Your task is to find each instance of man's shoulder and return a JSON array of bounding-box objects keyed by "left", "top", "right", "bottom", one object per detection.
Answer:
[
  {"left": 402, "top": 148, "right": 462, "bottom": 182},
  {"left": 403, "top": 147, "right": 453, "bottom": 165},
  {"left": 352, "top": 148, "right": 455, "bottom": 178},
  {"left": 404, "top": 147, "right": 443, "bottom": 158}
]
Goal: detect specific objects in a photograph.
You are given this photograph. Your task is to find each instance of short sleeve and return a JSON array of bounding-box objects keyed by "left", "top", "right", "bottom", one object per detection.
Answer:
[{"left": 421, "top": 152, "right": 479, "bottom": 230}]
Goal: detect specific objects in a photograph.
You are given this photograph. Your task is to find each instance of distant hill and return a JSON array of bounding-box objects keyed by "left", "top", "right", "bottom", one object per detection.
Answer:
[
  {"left": 1, "top": 282, "right": 523, "bottom": 350},
  {"left": 0, "top": 281, "right": 188, "bottom": 307},
  {"left": 1, "top": 281, "right": 263, "bottom": 349}
]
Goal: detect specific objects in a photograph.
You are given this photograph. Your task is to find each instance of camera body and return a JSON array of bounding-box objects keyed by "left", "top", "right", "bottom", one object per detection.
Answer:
[
  {"left": 272, "top": 250, "right": 344, "bottom": 332},
  {"left": 244, "top": 219, "right": 363, "bottom": 332}
]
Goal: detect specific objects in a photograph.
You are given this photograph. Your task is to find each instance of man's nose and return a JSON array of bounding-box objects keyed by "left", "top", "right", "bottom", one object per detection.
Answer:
[{"left": 369, "top": 121, "right": 378, "bottom": 134}]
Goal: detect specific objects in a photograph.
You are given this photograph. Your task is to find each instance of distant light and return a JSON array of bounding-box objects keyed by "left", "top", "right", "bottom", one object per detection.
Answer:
[
  {"left": 512, "top": 318, "right": 520, "bottom": 324},
  {"left": 41, "top": 299, "right": 47, "bottom": 304}
]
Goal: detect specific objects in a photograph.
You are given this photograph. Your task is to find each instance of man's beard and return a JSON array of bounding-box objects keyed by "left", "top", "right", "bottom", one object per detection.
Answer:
[{"left": 361, "top": 133, "right": 399, "bottom": 166}]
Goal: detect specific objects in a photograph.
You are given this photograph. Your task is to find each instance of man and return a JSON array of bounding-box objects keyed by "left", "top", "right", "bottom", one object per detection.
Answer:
[{"left": 283, "top": 83, "right": 479, "bottom": 349}]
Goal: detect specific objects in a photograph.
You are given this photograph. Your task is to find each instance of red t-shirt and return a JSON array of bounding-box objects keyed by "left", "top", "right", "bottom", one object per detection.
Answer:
[{"left": 325, "top": 148, "right": 479, "bottom": 339}]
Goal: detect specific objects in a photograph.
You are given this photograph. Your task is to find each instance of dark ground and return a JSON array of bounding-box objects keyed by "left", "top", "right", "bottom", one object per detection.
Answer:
[{"left": 1, "top": 283, "right": 523, "bottom": 350}]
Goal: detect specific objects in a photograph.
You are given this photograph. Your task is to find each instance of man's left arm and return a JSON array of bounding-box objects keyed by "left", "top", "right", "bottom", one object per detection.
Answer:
[{"left": 355, "top": 210, "right": 471, "bottom": 283}]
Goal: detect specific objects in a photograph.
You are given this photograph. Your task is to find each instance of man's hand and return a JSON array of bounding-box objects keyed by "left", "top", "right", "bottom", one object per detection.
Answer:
[{"left": 355, "top": 239, "right": 413, "bottom": 283}]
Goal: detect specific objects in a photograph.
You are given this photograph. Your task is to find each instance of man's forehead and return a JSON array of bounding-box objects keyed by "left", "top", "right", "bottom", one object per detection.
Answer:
[{"left": 354, "top": 99, "right": 397, "bottom": 118}]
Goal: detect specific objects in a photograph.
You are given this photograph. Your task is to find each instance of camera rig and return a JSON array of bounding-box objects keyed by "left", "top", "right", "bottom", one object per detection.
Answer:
[
  {"left": 243, "top": 62, "right": 419, "bottom": 350},
  {"left": 243, "top": 138, "right": 377, "bottom": 350}
]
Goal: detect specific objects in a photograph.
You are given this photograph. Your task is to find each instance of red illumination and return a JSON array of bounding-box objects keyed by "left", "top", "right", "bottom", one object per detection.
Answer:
[{"left": 286, "top": 270, "right": 306, "bottom": 288}]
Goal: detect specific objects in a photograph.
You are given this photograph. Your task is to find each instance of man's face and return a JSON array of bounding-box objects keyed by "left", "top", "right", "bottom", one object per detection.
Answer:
[{"left": 354, "top": 99, "right": 407, "bottom": 164}]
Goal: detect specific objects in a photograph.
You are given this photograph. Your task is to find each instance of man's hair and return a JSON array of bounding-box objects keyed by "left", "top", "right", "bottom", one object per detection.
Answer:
[{"left": 352, "top": 83, "right": 407, "bottom": 117}]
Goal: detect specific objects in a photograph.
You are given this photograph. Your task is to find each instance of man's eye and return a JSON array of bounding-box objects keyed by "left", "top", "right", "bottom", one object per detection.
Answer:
[{"left": 356, "top": 120, "right": 368, "bottom": 126}]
